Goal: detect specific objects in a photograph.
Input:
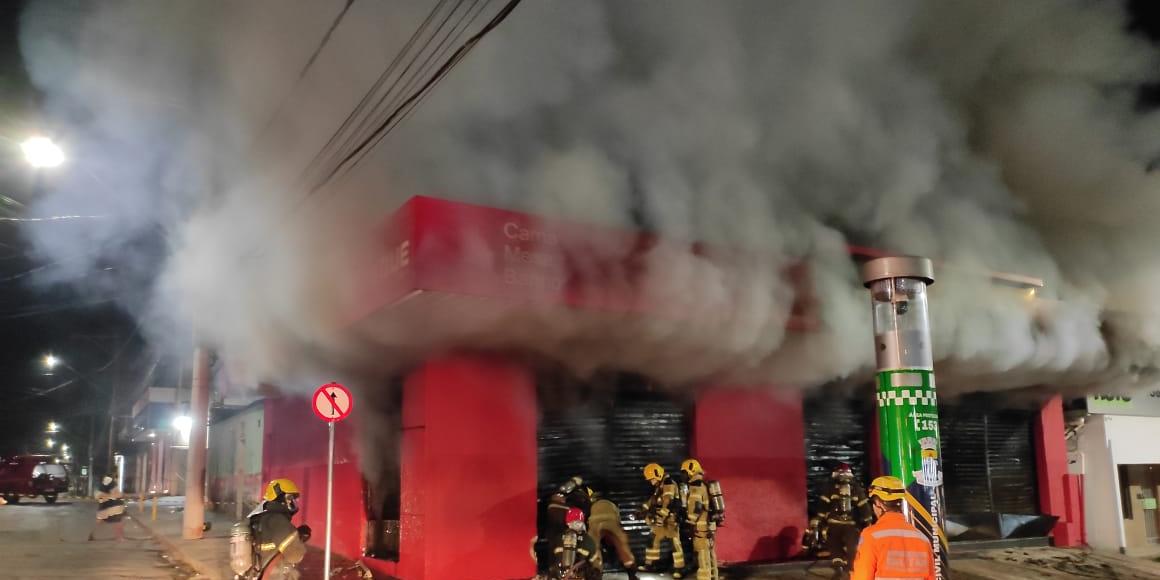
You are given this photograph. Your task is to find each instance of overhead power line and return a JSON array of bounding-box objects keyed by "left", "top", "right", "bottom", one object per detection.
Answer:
[{"left": 307, "top": 0, "right": 523, "bottom": 195}]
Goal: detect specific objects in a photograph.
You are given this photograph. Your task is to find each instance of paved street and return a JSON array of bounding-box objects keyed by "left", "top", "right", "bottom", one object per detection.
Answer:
[{"left": 0, "top": 497, "right": 197, "bottom": 579}]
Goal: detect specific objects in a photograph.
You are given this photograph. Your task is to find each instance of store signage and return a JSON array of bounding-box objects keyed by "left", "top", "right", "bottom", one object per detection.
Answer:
[
  {"left": 1087, "top": 389, "right": 1160, "bottom": 417},
  {"left": 349, "top": 195, "right": 819, "bottom": 329}
]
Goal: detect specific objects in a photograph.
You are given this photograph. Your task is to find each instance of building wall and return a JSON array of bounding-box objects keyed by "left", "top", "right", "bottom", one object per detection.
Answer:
[
  {"left": 1078, "top": 415, "right": 1127, "bottom": 551},
  {"left": 397, "top": 355, "right": 537, "bottom": 580},
  {"left": 261, "top": 395, "right": 365, "bottom": 560},
  {"left": 208, "top": 404, "right": 265, "bottom": 517}
]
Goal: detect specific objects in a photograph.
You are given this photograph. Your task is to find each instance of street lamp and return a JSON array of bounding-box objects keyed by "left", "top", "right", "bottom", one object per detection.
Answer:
[
  {"left": 21, "top": 136, "right": 64, "bottom": 168},
  {"left": 42, "top": 353, "right": 59, "bottom": 375},
  {"left": 46, "top": 421, "right": 60, "bottom": 434},
  {"left": 45, "top": 438, "right": 55, "bottom": 449}
]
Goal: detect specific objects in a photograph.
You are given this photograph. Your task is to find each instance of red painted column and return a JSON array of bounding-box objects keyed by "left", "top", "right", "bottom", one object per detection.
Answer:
[
  {"left": 1034, "top": 395, "right": 1082, "bottom": 547},
  {"left": 692, "top": 387, "right": 808, "bottom": 563},
  {"left": 398, "top": 354, "right": 538, "bottom": 579}
]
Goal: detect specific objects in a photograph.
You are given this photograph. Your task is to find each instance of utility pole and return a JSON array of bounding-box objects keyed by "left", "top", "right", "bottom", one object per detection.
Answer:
[
  {"left": 104, "top": 331, "right": 122, "bottom": 475},
  {"left": 182, "top": 345, "right": 211, "bottom": 540},
  {"left": 86, "top": 413, "right": 96, "bottom": 497}
]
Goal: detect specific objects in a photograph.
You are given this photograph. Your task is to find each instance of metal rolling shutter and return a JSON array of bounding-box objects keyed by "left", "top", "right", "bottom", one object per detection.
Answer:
[
  {"left": 537, "top": 374, "right": 690, "bottom": 571},
  {"left": 986, "top": 409, "right": 1039, "bottom": 514},
  {"left": 939, "top": 397, "right": 1039, "bottom": 516},
  {"left": 803, "top": 387, "right": 874, "bottom": 516}
]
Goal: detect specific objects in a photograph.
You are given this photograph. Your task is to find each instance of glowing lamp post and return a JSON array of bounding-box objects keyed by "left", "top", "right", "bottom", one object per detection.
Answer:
[{"left": 861, "top": 256, "right": 949, "bottom": 580}]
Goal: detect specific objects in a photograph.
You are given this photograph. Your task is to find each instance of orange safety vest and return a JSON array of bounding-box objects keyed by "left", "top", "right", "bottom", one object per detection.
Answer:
[{"left": 850, "top": 512, "right": 935, "bottom": 580}]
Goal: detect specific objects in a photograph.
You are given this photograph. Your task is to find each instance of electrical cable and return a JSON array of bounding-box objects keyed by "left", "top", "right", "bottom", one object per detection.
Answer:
[
  {"left": 312, "top": 0, "right": 524, "bottom": 193},
  {"left": 324, "top": 0, "right": 480, "bottom": 170},
  {"left": 293, "top": 0, "right": 457, "bottom": 190}
]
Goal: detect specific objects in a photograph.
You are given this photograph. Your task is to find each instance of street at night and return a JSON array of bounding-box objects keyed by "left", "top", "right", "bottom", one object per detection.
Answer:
[
  {"left": 0, "top": 499, "right": 195, "bottom": 579},
  {"left": 9, "top": 1, "right": 1160, "bottom": 579}
]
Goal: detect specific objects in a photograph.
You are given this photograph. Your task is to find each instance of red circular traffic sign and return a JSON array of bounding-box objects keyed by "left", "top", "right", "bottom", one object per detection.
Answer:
[{"left": 312, "top": 382, "right": 353, "bottom": 422}]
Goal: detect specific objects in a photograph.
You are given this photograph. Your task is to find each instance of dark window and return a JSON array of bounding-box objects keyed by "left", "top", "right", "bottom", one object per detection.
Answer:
[{"left": 364, "top": 377, "right": 403, "bottom": 561}]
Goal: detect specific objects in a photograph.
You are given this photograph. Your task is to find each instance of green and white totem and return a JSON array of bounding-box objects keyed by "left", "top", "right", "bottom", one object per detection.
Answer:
[{"left": 861, "top": 256, "right": 949, "bottom": 580}]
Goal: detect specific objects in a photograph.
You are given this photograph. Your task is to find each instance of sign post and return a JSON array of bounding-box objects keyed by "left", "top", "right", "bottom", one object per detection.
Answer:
[{"left": 312, "top": 382, "right": 353, "bottom": 579}]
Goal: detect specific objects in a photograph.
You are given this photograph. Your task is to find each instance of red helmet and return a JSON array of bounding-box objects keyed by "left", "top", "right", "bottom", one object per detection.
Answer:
[
  {"left": 833, "top": 463, "right": 854, "bottom": 479},
  {"left": 565, "top": 507, "right": 585, "bottom": 526}
]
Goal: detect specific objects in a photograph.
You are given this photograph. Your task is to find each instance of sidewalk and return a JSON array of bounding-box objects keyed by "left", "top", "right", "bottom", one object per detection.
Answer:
[
  {"left": 126, "top": 497, "right": 375, "bottom": 580},
  {"left": 125, "top": 500, "right": 1160, "bottom": 580}
]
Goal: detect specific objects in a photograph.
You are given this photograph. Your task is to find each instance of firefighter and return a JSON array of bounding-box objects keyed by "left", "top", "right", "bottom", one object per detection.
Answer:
[
  {"left": 542, "top": 476, "right": 594, "bottom": 574},
  {"left": 244, "top": 478, "right": 312, "bottom": 580},
  {"left": 641, "top": 463, "right": 686, "bottom": 577},
  {"left": 815, "top": 463, "right": 872, "bottom": 579},
  {"left": 850, "top": 476, "right": 935, "bottom": 580},
  {"left": 682, "top": 458, "right": 724, "bottom": 580},
  {"left": 549, "top": 507, "right": 602, "bottom": 580},
  {"left": 585, "top": 486, "right": 640, "bottom": 580}
]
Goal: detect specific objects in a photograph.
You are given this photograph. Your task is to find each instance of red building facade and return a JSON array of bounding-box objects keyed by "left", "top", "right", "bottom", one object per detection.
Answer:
[{"left": 245, "top": 196, "right": 1081, "bottom": 579}]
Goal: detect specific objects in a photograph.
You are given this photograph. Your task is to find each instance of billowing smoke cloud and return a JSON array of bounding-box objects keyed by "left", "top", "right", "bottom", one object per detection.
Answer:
[{"left": 16, "top": 0, "right": 1160, "bottom": 405}]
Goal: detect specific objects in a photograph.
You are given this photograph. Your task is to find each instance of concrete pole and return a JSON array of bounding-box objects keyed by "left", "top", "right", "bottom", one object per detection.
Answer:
[
  {"left": 861, "top": 256, "right": 949, "bottom": 580},
  {"left": 182, "top": 346, "right": 211, "bottom": 539}
]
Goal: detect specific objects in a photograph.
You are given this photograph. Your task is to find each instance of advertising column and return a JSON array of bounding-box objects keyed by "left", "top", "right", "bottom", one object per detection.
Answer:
[{"left": 861, "top": 256, "right": 948, "bottom": 580}]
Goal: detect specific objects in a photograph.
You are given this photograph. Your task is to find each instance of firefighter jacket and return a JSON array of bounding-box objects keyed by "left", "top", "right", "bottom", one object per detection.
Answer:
[
  {"left": 685, "top": 480, "right": 713, "bottom": 530},
  {"left": 850, "top": 512, "right": 935, "bottom": 580},
  {"left": 817, "top": 479, "right": 872, "bottom": 526},
  {"left": 643, "top": 476, "right": 680, "bottom": 526},
  {"left": 249, "top": 501, "right": 306, "bottom": 577}
]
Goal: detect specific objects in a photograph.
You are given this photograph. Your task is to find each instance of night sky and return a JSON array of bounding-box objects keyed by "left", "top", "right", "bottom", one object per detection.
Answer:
[
  {"left": 0, "top": 1, "right": 1159, "bottom": 461},
  {"left": 0, "top": 0, "right": 143, "bottom": 463}
]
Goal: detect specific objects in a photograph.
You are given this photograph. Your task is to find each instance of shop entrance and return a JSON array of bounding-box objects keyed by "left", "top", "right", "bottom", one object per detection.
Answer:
[
  {"left": 536, "top": 371, "right": 691, "bottom": 571},
  {"left": 1118, "top": 464, "right": 1160, "bottom": 551}
]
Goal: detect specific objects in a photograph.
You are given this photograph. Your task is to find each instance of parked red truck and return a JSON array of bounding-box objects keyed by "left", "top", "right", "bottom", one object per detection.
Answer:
[{"left": 0, "top": 455, "right": 70, "bottom": 504}]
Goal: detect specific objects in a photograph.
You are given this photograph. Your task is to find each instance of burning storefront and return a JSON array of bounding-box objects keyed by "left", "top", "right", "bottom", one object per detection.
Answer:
[{"left": 232, "top": 195, "right": 1081, "bottom": 579}]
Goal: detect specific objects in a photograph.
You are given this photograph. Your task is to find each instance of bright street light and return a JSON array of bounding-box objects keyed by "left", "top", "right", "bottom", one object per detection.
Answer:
[
  {"left": 43, "top": 354, "right": 59, "bottom": 371},
  {"left": 46, "top": 421, "right": 60, "bottom": 433},
  {"left": 45, "top": 438, "right": 55, "bottom": 449},
  {"left": 21, "top": 136, "right": 64, "bottom": 168},
  {"left": 173, "top": 415, "right": 192, "bottom": 431},
  {"left": 60, "top": 444, "right": 68, "bottom": 452}
]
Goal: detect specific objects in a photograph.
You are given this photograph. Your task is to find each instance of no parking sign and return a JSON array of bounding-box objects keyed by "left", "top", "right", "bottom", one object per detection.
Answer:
[{"left": 312, "top": 382, "right": 354, "bottom": 578}]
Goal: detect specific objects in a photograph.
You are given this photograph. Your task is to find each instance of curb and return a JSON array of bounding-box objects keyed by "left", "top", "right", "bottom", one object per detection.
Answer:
[{"left": 127, "top": 513, "right": 223, "bottom": 580}]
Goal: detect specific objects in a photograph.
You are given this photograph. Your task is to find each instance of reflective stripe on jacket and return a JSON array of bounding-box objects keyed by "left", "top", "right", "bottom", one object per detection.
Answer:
[{"left": 850, "top": 512, "right": 935, "bottom": 580}]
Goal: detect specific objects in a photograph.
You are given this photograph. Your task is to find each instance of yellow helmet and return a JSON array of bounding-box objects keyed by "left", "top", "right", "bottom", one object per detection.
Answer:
[
  {"left": 262, "top": 478, "right": 301, "bottom": 501},
  {"left": 643, "top": 463, "right": 665, "bottom": 483},
  {"left": 681, "top": 458, "right": 704, "bottom": 479},
  {"left": 868, "top": 476, "right": 906, "bottom": 502}
]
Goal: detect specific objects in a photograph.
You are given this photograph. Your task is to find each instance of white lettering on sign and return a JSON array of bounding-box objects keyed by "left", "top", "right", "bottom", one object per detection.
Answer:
[
  {"left": 503, "top": 222, "right": 559, "bottom": 245},
  {"left": 501, "top": 222, "right": 564, "bottom": 290}
]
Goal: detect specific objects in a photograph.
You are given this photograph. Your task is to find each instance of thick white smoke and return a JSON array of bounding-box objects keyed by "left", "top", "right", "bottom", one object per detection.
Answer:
[{"left": 16, "top": 0, "right": 1160, "bottom": 399}]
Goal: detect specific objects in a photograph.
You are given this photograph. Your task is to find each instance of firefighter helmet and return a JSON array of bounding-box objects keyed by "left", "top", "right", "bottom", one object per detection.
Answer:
[
  {"left": 262, "top": 478, "right": 301, "bottom": 502},
  {"left": 565, "top": 506, "right": 586, "bottom": 532},
  {"left": 643, "top": 463, "right": 665, "bottom": 483},
  {"left": 832, "top": 462, "right": 854, "bottom": 481},
  {"left": 681, "top": 458, "right": 704, "bottom": 479},
  {"left": 868, "top": 476, "right": 906, "bottom": 502}
]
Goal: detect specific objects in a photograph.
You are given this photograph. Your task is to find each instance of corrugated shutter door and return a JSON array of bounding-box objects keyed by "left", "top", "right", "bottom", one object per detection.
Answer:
[
  {"left": 986, "top": 410, "right": 1039, "bottom": 514},
  {"left": 803, "top": 388, "right": 873, "bottom": 515},
  {"left": 939, "top": 408, "right": 993, "bottom": 514},
  {"left": 939, "top": 396, "right": 1039, "bottom": 515},
  {"left": 537, "top": 374, "right": 689, "bottom": 571}
]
